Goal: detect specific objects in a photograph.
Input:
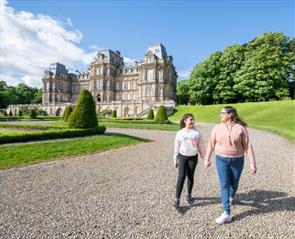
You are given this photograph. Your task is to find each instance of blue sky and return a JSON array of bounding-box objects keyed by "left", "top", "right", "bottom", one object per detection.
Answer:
[{"left": 1, "top": 0, "right": 294, "bottom": 87}]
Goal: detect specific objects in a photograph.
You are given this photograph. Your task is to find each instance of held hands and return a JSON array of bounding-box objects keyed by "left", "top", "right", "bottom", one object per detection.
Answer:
[
  {"left": 173, "top": 159, "right": 178, "bottom": 168},
  {"left": 204, "top": 159, "right": 211, "bottom": 168},
  {"left": 250, "top": 164, "right": 257, "bottom": 174}
]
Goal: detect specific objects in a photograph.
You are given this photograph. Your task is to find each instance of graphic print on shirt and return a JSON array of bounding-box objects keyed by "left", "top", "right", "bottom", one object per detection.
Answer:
[{"left": 180, "top": 134, "right": 198, "bottom": 156}]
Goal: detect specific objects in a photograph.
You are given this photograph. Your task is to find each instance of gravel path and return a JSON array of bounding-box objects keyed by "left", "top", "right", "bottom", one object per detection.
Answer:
[{"left": 0, "top": 123, "right": 294, "bottom": 238}]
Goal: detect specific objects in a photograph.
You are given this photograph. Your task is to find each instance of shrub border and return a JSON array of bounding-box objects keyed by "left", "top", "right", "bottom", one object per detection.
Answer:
[{"left": 0, "top": 126, "right": 106, "bottom": 144}]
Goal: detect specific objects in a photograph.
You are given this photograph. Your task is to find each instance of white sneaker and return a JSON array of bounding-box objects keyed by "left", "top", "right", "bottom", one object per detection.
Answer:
[{"left": 215, "top": 212, "right": 233, "bottom": 224}]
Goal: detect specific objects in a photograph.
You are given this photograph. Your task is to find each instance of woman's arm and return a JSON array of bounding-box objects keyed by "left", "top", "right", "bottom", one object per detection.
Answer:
[
  {"left": 205, "top": 126, "right": 217, "bottom": 161},
  {"left": 241, "top": 127, "right": 257, "bottom": 173},
  {"left": 197, "top": 132, "right": 206, "bottom": 159},
  {"left": 173, "top": 132, "right": 181, "bottom": 161}
]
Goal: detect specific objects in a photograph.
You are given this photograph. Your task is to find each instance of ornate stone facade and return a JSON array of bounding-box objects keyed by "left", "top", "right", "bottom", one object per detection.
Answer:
[{"left": 8, "top": 44, "right": 177, "bottom": 117}]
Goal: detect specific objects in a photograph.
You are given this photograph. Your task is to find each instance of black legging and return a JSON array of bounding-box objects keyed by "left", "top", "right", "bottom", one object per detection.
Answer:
[{"left": 176, "top": 154, "right": 198, "bottom": 199}]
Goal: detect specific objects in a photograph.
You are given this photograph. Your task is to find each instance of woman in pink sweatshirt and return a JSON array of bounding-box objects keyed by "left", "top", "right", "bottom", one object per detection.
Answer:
[{"left": 204, "top": 106, "right": 257, "bottom": 224}]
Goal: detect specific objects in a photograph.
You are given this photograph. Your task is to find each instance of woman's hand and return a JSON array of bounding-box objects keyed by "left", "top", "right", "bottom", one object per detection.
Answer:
[
  {"left": 250, "top": 164, "right": 257, "bottom": 174},
  {"left": 174, "top": 159, "right": 178, "bottom": 168},
  {"left": 204, "top": 159, "right": 211, "bottom": 168}
]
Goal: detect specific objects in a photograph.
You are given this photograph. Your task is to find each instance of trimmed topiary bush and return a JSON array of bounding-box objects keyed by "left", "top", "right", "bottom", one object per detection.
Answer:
[
  {"left": 112, "top": 110, "right": 117, "bottom": 118},
  {"left": 154, "top": 105, "right": 168, "bottom": 124},
  {"left": 18, "top": 109, "right": 23, "bottom": 116},
  {"left": 63, "top": 106, "right": 73, "bottom": 122},
  {"left": 61, "top": 107, "right": 68, "bottom": 120},
  {"left": 29, "top": 109, "right": 37, "bottom": 119},
  {"left": 9, "top": 111, "right": 13, "bottom": 116},
  {"left": 68, "top": 89, "right": 98, "bottom": 128},
  {"left": 146, "top": 108, "right": 154, "bottom": 120}
]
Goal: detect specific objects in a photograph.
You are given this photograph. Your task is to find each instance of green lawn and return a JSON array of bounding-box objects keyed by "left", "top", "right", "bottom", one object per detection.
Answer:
[
  {"left": 170, "top": 100, "right": 295, "bottom": 141},
  {"left": 0, "top": 133, "right": 148, "bottom": 169},
  {"left": 50, "top": 120, "right": 180, "bottom": 131},
  {"left": 99, "top": 121, "right": 179, "bottom": 131}
]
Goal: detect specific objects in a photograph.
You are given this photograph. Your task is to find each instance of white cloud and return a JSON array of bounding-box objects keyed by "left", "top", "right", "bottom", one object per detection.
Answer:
[
  {"left": 123, "top": 57, "right": 137, "bottom": 66},
  {"left": 177, "top": 69, "right": 191, "bottom": 80},
  {"left": 0, "top": 0, "right": 96, "bottom": 88},
  {"left": 66, "top": 18, "right": 73, "bottom": 27}
]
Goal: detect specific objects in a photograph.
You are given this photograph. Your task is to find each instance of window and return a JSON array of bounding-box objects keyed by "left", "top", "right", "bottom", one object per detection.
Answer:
[
  {"left": 116, "top": 82, "right": 121, "bottom": 90},
  {"left": 146, "top": 86, "right": 153, "bottom": 96},
  {"left": 96, "top": 80, "right": 103, "bottom": 90},
  {"left": 147, "top": 69, "right": 153, "bottom": 82},
  {"left": 115, "top": 94, "right": 121, "bottom": 100},
  {"left": 96, "top": 67, "right": 100, "bottom": 75},
  {"left": 157, "top": 70, "right": 161, "bottom": 81},
  {"left": 97, "top": 94, "right": 101, "bottom": 102},
  {"left": 156, "top": 87, "right": 161, "bottom": 97}
]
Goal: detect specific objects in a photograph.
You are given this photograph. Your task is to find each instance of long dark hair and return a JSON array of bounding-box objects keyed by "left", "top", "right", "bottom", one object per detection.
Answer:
[
  {"left": 223, "top": 106, "right": 247, "bottom": 127},
  {"left": 180, "top": 113, "right": 195, "bottom": 129}
]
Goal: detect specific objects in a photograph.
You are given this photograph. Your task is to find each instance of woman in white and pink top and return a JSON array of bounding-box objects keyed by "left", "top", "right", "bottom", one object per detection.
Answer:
[
  {"left": 204, "top": 106, "right": 257, "bottom": 224},
  {"left": 172, "top": 113, "right": 206, "bottom": 210}
]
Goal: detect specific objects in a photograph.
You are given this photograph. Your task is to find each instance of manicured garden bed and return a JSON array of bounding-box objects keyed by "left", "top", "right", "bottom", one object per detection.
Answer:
[
  {"left": 0, "top": 133, "right": 148, "bottom": 169},
  {"left": 0, "top": 126, "right": 106, "bottom": 144}
]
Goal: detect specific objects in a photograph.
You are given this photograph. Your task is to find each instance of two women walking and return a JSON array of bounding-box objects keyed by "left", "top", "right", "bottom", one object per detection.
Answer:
[{"left": 173, "top": 106, "right": 257, "bottom": 225}]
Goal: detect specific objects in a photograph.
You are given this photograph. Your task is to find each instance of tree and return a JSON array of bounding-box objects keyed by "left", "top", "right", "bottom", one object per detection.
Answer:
[
  {"left": 234, "top": 32, "right": 292, "bottom": 101},
  {"left": 154, "top": 105, "right": 168, "bottom": 123},
  {"left": 31, "top": 88, "right": 43, "bottom": 103},
  {"left": 189, "top": 51, "right": 222, "bottom": 104},
  {"left": 15, "top": 83, "right": 34, "bottom": 104},
  {"left": 0, "top": 81, "right": 43, "bottom": 108},
  {"left": 0, "top": 81, "right": 9, "bottom": 108},
  {"left": 146, "top": 108, "right": 154, "bottom": 119},
  {"left": 68, "top": 89, "right": 98, "bottom": 128},
  {"left": 176, "top": 80, "right": 190, "bottom": 105},
  {"left": 216, "top": 45, "right": 246, "bottom": 103}
]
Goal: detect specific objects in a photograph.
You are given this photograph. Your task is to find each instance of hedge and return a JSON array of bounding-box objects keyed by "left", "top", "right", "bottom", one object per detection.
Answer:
[
  {"left": 0, "top": 116, "right": 61, "bottom": 121},
  {"left": 0, "top": 123, "right": 64, "bottom": 130},
  {"left": 0, "top": 126, "right": 106, "bottom": 144}
]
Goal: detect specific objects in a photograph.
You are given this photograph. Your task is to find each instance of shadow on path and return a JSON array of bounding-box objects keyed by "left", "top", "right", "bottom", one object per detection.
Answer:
[{"left": 178, "top": 190, "right": 295, "bottom": 221}]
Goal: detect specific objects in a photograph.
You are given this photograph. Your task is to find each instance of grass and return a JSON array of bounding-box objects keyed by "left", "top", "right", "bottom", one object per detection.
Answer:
[
  {"left": 170, "top": 100, "right": 295, "bottom": 142},
  {"left": 99, "top": 121, "right": 179, "bottom": 131},
  {"left": 50, "top": 119, "right": 180, "bottom": 131},
  {"left": 0, "top": 133, "right": 148, "bottom": 169}
]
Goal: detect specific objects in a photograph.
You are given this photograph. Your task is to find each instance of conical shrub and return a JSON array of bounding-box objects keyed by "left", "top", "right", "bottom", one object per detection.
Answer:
[
  {"left": 112, "top": 110, "right": 117, "bottom": 118},
  {"left": 146, "top": 108, "right": 154, "bottom": 120},
  {"left": 68, "top": 89, "right": 98, "bottom": 128},
  {"left": 29, "top": 109, "right": 37, "bottom": 119},
  {"left": 154, "top": 105, "right": 168, "bottom": 124},
  {"left": 61, "top": 107, "right": 68, "bottom": 120},
  {"left": 63, "top": 106, "right": 73, "bottom": 122}
]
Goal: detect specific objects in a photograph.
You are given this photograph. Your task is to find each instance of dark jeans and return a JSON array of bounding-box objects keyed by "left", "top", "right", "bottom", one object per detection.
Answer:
[
  {"left": 176, "top": 154, "right": 198, "bottom": 199},
  {"left": 215, "top": 155, "right": 244, "bottom": 214}
]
